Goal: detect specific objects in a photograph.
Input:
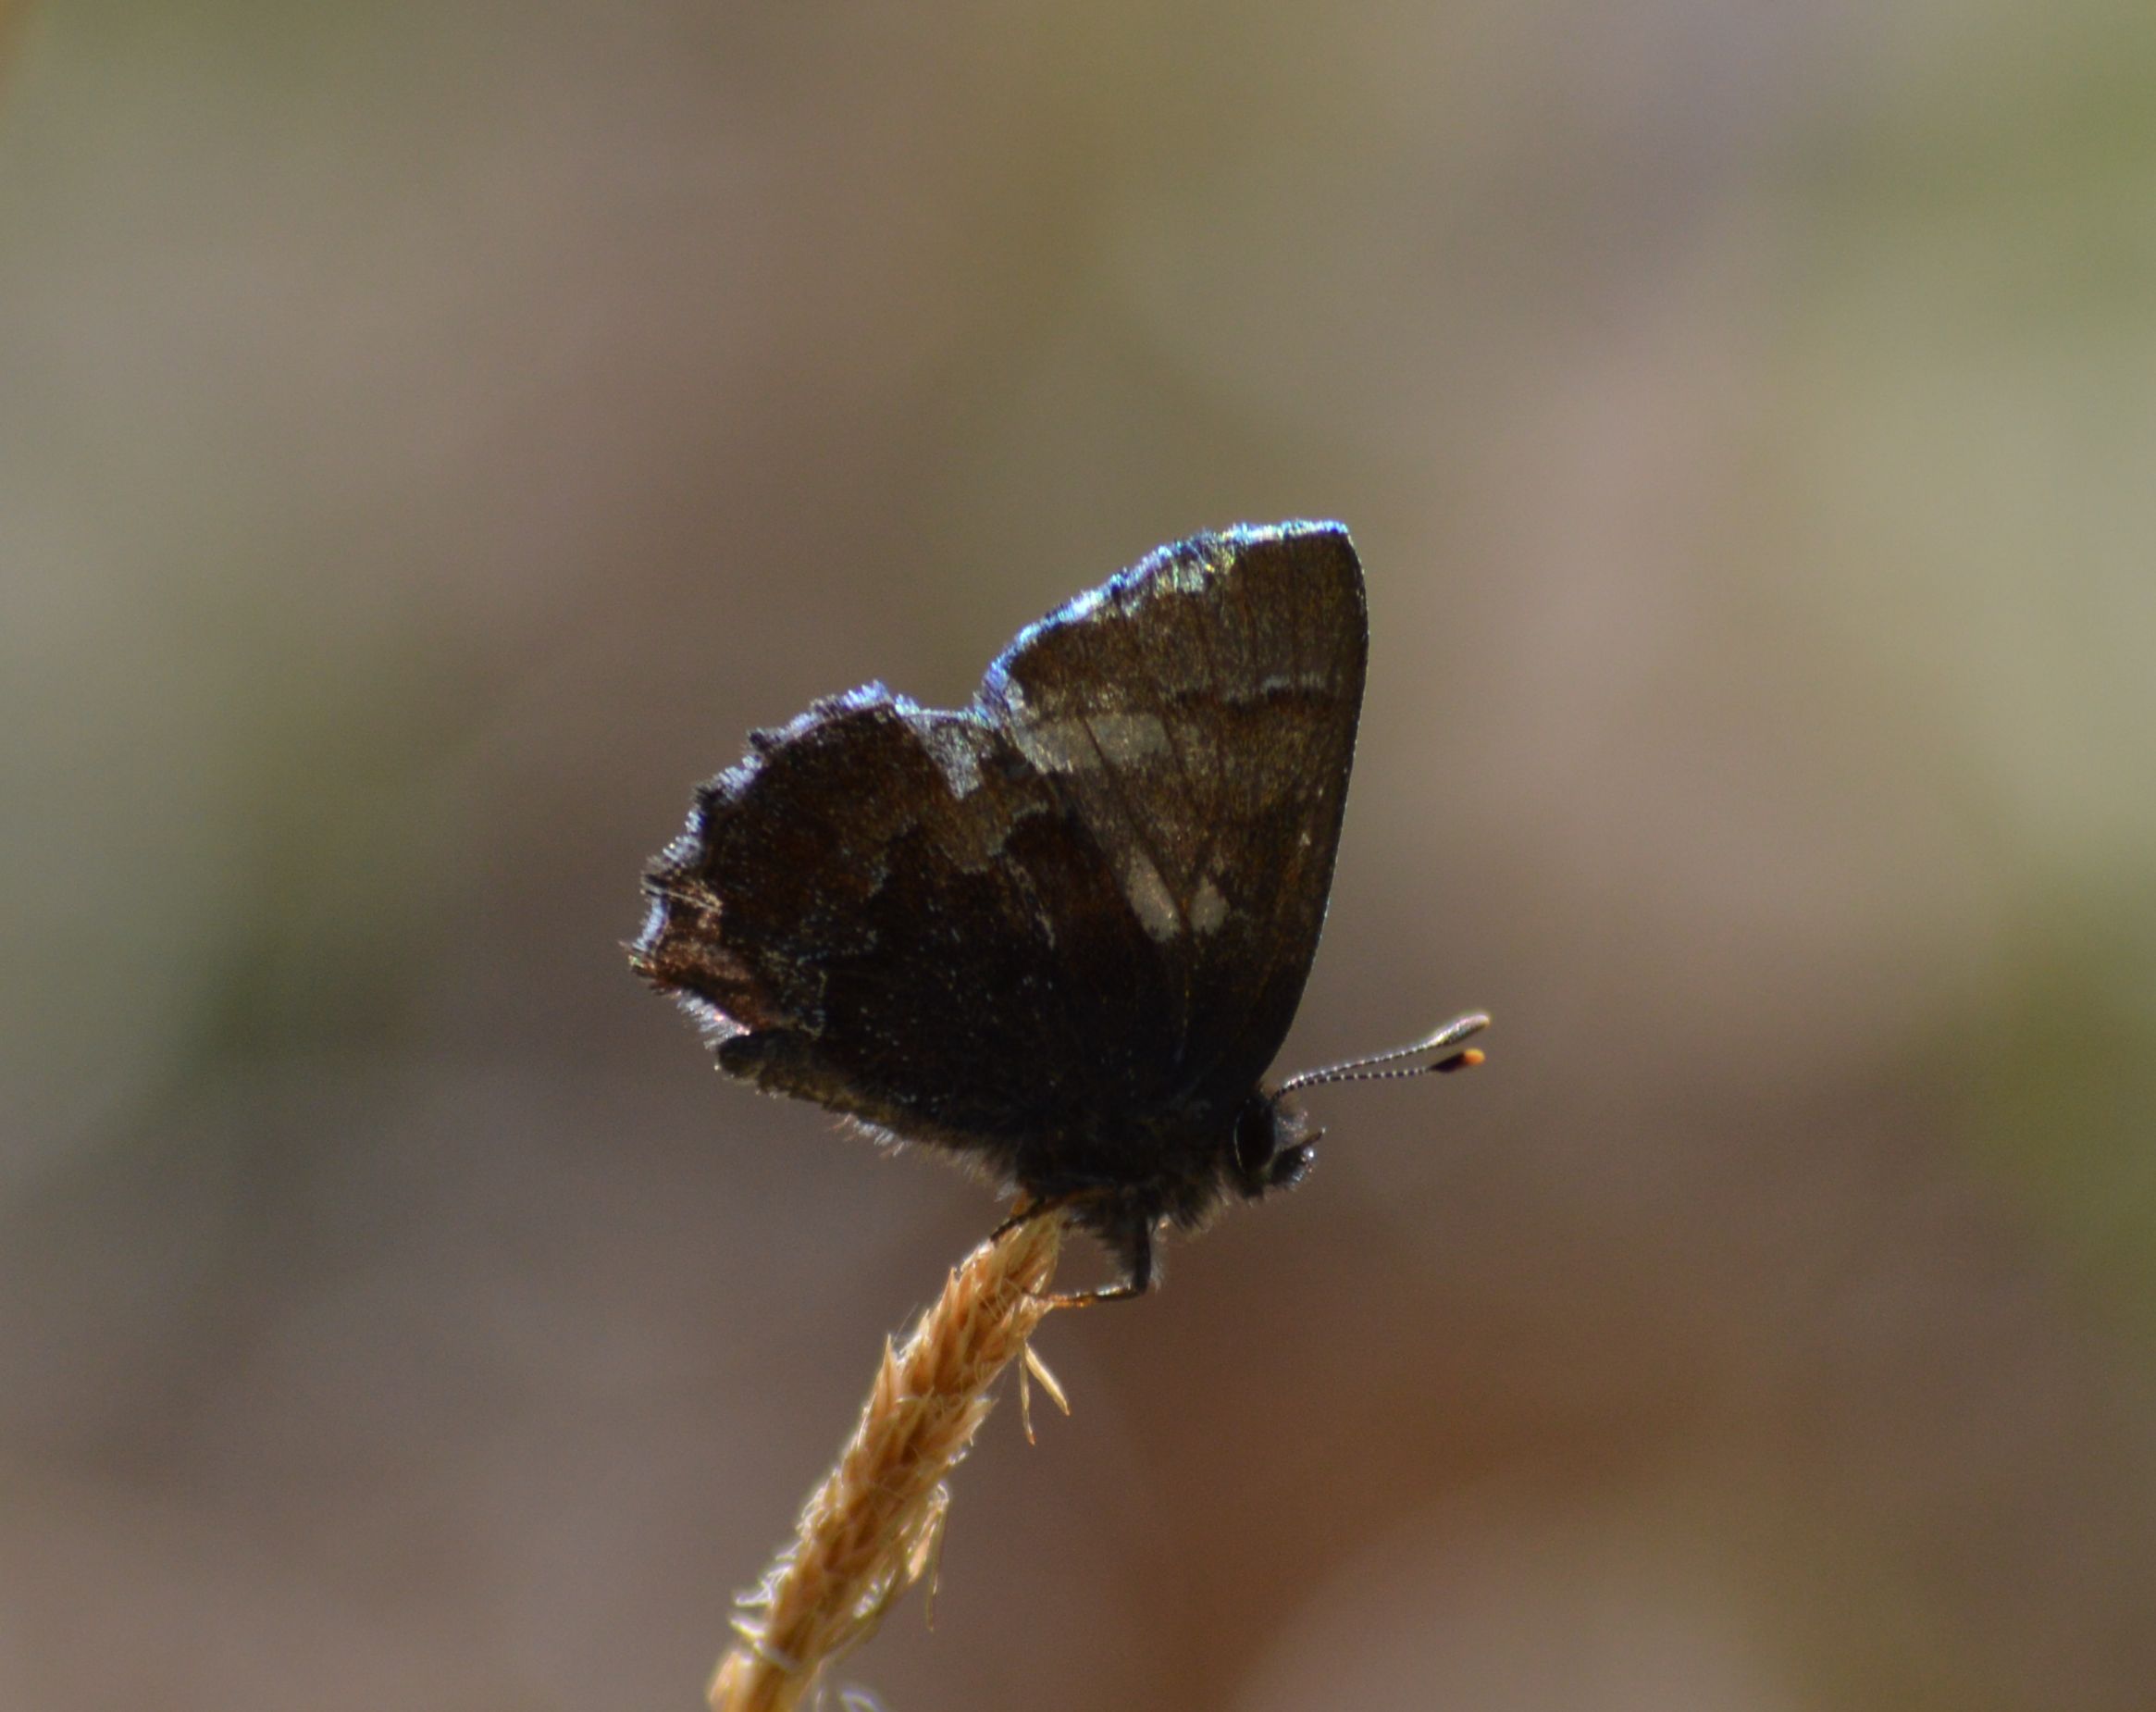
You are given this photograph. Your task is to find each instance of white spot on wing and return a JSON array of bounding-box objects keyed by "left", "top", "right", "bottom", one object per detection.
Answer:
[
  {"left": 1017, "top": 713, "right": 1170, "bottom": 774},
  {"left": 916, "top": 722, "right": 985, "bottom": 798},
  {"left": 1089, "top": 713, "right": 1170, "bottom": 761},
  {"left": 1120, "top": 851, "right": 1183, "bottom": 942},
  {"left": 1191, "top": 877, "right": 1228, "bottom": 935},
  {"left": 1257, "top": 666, "right": 1338, "bottom": 693}
]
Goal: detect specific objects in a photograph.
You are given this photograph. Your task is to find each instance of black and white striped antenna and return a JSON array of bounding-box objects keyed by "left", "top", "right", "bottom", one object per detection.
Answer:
[{"left": 1276, "top": 1011, "right": 1491, "bottom": 1093}]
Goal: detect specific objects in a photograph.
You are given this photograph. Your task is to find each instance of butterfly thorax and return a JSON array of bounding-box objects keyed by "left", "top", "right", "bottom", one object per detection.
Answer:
[{"left": 1011, "top": 1086, "right": 1317, "bottom": 1233}]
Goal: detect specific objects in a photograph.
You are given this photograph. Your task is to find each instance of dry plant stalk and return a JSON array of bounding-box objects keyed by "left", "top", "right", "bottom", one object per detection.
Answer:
[{"left": 709, "top": 1210, "right": 1068, "bottom": 1712}]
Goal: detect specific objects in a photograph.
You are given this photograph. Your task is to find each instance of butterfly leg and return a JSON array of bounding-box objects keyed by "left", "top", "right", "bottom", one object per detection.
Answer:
[
  {"left": 987, "top": 1192, "right": 1086, "bottom": 1246},
  {"left": 986, "top": 1193, "right": 1141, "bottom": 1304},
  {"left": 1035, "top": 1212, "right": 1155, "bottom": 1309}
]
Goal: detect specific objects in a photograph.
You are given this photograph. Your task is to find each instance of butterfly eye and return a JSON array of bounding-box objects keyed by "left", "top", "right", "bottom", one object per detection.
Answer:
[{"left": 1233, "top": 1098, "right": 1279, "bottom": 1182}]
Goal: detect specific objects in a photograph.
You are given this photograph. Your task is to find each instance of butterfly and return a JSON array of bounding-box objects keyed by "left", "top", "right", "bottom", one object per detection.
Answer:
[{"left": 632, "top": 522, "right": 1486, "bottom": 1296}]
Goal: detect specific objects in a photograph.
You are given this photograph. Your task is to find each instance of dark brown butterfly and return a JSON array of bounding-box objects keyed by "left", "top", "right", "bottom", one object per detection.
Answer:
[{"left": 633, "top": 523, "right": 1486, "bottom": 1295}]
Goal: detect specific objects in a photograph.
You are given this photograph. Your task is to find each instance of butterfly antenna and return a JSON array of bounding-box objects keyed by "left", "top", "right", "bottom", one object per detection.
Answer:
[{"left": 1276, "top": 1011, "right": 1491, "bottom": 1093}]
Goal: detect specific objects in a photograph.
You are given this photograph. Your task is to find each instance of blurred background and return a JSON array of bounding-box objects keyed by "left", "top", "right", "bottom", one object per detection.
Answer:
[{"left": 5, "top": 1, "right": 2155, "bottom": 1707}]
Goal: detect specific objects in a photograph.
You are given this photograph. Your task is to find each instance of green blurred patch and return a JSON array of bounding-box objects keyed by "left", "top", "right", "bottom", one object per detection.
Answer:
[{"left": 1964, "top": 892, "right": 2156, "bottom": 1340}]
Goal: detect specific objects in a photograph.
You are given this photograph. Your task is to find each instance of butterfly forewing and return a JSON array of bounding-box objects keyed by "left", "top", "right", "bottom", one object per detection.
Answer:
[{"left": 977, "top": 524, "right": 1366, "bottom": 1117}]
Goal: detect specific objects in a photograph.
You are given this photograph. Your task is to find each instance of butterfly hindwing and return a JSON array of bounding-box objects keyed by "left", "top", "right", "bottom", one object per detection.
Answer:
[{"left": 636, "top": 688, "right": 1185, "bottom": 1150}]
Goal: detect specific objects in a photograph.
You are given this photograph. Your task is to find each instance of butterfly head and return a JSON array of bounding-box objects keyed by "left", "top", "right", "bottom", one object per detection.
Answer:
[{"left": 1230, "top": 1091, "right": 1320, "bottom": 1200}]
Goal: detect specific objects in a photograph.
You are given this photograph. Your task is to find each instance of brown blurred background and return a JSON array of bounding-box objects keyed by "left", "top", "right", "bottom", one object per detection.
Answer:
[{"left": 5, "top": 3, "right": 2155, "bottom": 1708}]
